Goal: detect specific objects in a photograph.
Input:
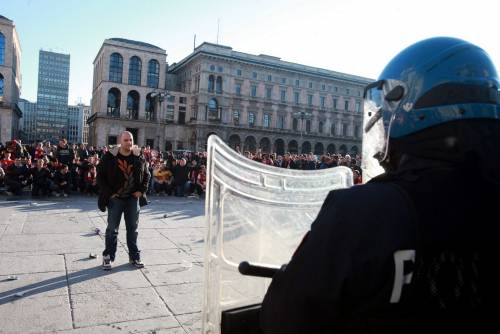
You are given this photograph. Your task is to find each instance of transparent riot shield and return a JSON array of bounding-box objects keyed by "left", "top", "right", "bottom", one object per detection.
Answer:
[{"left": 202, "top": 135, "right": 353, "bottom": 334}]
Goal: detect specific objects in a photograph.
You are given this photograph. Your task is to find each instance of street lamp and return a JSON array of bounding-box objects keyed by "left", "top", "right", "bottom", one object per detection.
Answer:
[
  {"left": 151, "top": 92, "right": 168, "bottom": 151},
  {"left": 293, "top": 111, "right": 312, "bottom": 139}
]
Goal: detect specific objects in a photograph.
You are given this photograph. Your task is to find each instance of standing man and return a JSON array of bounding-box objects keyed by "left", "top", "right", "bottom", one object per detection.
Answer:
[{"left": 97, "top": 131, "right": 150, "bottom": 270}]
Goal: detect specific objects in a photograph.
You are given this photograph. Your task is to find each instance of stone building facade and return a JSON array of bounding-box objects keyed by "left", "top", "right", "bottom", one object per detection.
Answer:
[
  {"left": 0, "top": 15, "right": 22, "bottom": 143},
  {"left": 168, "top": 42, "right": 373, "bottom": 155},
  {"left": 88, "top": 38, "right": 188, "bottom": 149},
  {"left": 89, "top": 39, "right": 373, "bottom": 155}
]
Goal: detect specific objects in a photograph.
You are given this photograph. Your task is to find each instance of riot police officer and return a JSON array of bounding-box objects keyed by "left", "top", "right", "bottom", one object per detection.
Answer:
[{"left": 261, "top": 37, "right": 500, "bottom": 333}]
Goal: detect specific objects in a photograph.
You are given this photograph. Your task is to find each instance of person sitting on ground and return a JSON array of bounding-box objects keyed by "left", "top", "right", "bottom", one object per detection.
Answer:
[
  {"left": 153, "top": 164, "right": 172, "bottom": 196},
  {"left": 31, "top": 158, "right": 53, "bottom": 197},
  {"left": 5, "top": 158, "right": 31, "bottom": 196},
  {"left": 84, "top": 165, "right": 99, "bottom": 195},
  {"left": 1, "top": 151, "right": 14, "bottom": 169},
  {"left": 54, "top": 164, "right": 71, "bottom": 197},
  {"left": 193, "top": 165, "right": 206, "bottom": 198}
]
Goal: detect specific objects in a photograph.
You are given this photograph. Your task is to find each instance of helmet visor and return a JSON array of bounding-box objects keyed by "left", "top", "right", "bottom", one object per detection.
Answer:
[{"left": 361, "top": 79, "right": 407, "bottom": 182}]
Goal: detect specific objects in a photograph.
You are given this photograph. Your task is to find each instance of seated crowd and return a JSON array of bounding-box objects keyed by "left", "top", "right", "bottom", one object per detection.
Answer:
[{"left": 0, "top": 139, "right": 361, "bottom": 198}]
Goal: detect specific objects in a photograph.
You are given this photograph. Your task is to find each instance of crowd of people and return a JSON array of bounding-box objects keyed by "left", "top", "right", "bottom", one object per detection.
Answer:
[{"left": 0, "top": 138, "right": 362, "bottom": 198}]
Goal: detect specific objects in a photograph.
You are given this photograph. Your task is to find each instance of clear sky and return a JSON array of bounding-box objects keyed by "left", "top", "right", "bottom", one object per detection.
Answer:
[{"left": 3, "top": 0, "right": 500, "bottom": 105}]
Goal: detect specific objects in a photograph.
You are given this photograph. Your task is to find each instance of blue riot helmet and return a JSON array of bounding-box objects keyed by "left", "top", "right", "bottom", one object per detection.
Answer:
[{"left": 362, "top": 37, "right": 500, "bottom": 182}]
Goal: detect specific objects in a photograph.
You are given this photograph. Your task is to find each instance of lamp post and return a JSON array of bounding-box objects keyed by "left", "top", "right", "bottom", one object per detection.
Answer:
[{"left": 151, "top": 92, "right": 168, "bottom": 151}]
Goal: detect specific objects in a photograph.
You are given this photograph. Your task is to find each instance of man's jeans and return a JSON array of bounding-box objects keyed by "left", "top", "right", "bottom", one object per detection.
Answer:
[{"left": 103, "top": 196, "right": 140, "bottom": 261}]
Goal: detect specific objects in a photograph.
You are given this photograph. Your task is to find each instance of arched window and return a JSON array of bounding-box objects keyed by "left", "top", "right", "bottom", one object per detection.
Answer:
[
  {"left": 0, "top": 33, "right": 5, "bottom": 65},
  {"left": 107, "top": 88, "right": 121, "bottom": 117},
  {"left": 293, "top": 118, "right": 298, "bottom": 131},
  {"left": 147, "top": 59, "right": 160, "bottom": 88},
  {"left": 0, "top": 73, "right": 4, "bottom": 100},
  {"left": 145, "top": 93, "right": 155, "bottom": 121},
  {"left": 109, "top": 53, "right": 123, "bottom": 83},
  {"left": 127, "top": 90, "right": 140, "bottom": 120},
  {"left": 319, "top": 121, "right": 324, "bottom": 134},
  {"left": 208, "top": 75, "right": 215, "bottom": 92},
  {"left": 128, "top": 56, "right": 142, "bottom": 86},
  {"left": 216, "top": 76, "right": 223, "bottom": 94},
  {"left": 208, "top": 98, "right": 218, "bottom": 111}
]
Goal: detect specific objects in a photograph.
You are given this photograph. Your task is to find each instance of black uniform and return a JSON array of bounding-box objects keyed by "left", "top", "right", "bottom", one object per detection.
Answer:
[{"left": 261, "top": 156, "right": 500, "bottom": 333}]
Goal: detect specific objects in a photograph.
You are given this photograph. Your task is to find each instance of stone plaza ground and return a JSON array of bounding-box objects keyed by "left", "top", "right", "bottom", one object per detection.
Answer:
[{"left": 0, "top": 195, "right": 206, "bottom": 333}]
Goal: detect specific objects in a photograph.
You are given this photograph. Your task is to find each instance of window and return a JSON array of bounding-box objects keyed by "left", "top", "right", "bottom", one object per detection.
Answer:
[
  {"left": 309, "top": 82, "right": 313, "bottom": 89},
  {"left": 235, "top": 83, "right": 241, "bottom": 96},
  {"left": 344, "top": 100, "right": 349, "bottom": 111},
  {"left": 346, "top": 89, "right": 350, "bottom": 95},
  {"left": 295, "top": 79, "right": 300, "bottom": 87},
  {"left": 178, "top": 106, "right": 186, "bottom": 124},
  {"left": 145, "top": 93, "right": 155, "bottom": 120},
  {"left": 179, "top": 97, "right": 187, "bottom": 104},
  {"left": 126, "top": 90, "right": 140, "bottom": 120},
  {"left": 278, "top": 115, "right": 285, "bottom": 129},
  {"left": 280, "top": 90, "right": 286, "bottom": 102},
  {"left": 319, "top": 121, "right": 324, "bottom": 134},
  {"left": 166, "top": 105, "right": 175, "bottom": 121},
  {"left": 355, "top": 101, "right": 361, "bottom": 113},
  {"left": 331, "top": 123, "right": 336, "bottom": 136},
  {"left": 251, "top": 85, "right": 257, "bottom": 97},
  {"left": 333, "top": 98, "right": 338, "bottom": 110},
  {"left": 216, "top": 76, "right": 223, "bottom": 94},
  {"left": 233, "top": 110, "right": 240, "bottom": 125},
  {"left": 281, "top": 77, "right": 286, "bottom": 84},
  {"left": 293, "top": 118, "right": 298, "bottom": 131},
  {"left": 355, "top": 124, "right": 361, "bottom": 138},
  {"left": 0, "top": 33, "right": 4, "bottom": 65},
  {"left": 237, "top": 69, "right": 242, "bottom": 76},
  {"left": 0, "top": 73, "right": 3, "bottom": 101},
  {"left": 320, "top": 96, "right": 325, "bottom": 108},
  {"left": 167, "top": 95, "right": 175, "bottom": 103},
  {"left": 267, "top": 75, "right": 272, "bottom": 81},
  {"left": 263, "top": 113, "right": 271, "bottom": 128},
  {"left": 128, "top": 56, "right": 142, "bottom": 85},
  {"left": 342, "top": 123, "right": 348, "bottom": 136},
  {"left": 107, "top": 88, "right": 121, "bottom": 117},
  {"left": 266, "top": 87, "right": 272, "bottom": 99},
  {"left": 218, "top": 66, "right": 223, "bottom": 72},
  {"left": 306, "top": 120, "right": 311, "bottom": 133},
  {"left": 334, "top": 87, "right": 338, "bottom": 92},
  {"left": 294, "top": 92, "right": 300, "bottom": 104},
  {"left": 208, "top": 75, "right": 215, "bottom": 92},
  {"left": 248, "top": 112, "right": 255, "bottom": 127},
  {"left": 210, "top": 65, "right": 215, "bottom": 71},
  {"left": 252, "top": 72, "right": 258, "bottom": 79},
  {"left": 147, "top": 59, "right": 160, "bottom": 88},
  {"left": 109, "top": 53, "right": 123, "bottom": 83},
  {"left": 308, "top": 94, "right": 313, "bottom": 106},
  {"left": 322, "top": 84, "right": 326, "bottom": 91}
]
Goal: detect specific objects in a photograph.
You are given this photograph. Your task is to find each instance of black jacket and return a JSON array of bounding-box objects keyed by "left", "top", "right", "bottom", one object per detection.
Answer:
[
  {"left": 261, "top": 158, "right": 500, "bottom": 333},
  {"left": 96, "top": 146, "right": 150, "bottom": 212}
]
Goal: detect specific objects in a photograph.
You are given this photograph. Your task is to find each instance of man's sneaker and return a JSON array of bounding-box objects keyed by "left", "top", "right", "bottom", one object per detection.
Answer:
[
  {"left": 102, "top": 255, "right": 112, "bottom": 270},
  {"left": 130, "top": 259, "right": 144, "bottom": 268}
]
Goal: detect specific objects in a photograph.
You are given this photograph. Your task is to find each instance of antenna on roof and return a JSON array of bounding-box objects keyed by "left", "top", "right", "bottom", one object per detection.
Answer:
[
  {"left": 194, "top": 34, "right": 196, "bottom": 51},
  {"left": 216, "top": 18, "right": 220, "bottom": 44}
]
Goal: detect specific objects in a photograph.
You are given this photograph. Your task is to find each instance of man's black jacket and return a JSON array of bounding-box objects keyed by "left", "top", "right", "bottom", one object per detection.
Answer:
[{"left": 96, "top": 146, "right": 150, "bottom": 212}]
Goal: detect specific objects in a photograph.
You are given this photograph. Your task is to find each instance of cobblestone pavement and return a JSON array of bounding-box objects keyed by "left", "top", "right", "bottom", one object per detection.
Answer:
[{"left": 0, "top": 194, "right": 206, "bottom": 333}]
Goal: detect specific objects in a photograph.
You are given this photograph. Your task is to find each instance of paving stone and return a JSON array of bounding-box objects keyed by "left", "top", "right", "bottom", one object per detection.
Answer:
[
  {"left": 143, "top": 263, "right": 203, "bottom": 286},
  {"left": 55, "top": 316, "right": 180, "bottom": 334},
  {"left": 0, "top": 271, "right": 68, "bottom": 302},
  {"left": 0, "top": 254, "right": 65, "bottom": 275},
  {"left": 69, "top": 266, "right": 151, "bottom": 294},
  {"left": 71, "top": 287, "right": 171, "bottom": 328},
  {"left": 21, "top": 220, "right": 94, "bottom": 234},
  {"left": 0, "top": 234, "right": 103, "bottom": 254},
  {"left": 177, "top": 312, "right": 202, "bottom": 333},
  {"left": 0, "top": 294, "right": 72, "bottom": 333},
  {"left": 156, "top": 283, "right": 203, "bottom": 315},
  {"left": 140, "top": 249, "right": 196, "bottom": 266}
]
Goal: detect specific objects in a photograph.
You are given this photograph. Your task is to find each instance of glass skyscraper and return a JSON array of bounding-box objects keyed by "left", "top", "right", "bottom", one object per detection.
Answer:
[{"left": 36, "top": 50, "right": 70, "bottom": 143}]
